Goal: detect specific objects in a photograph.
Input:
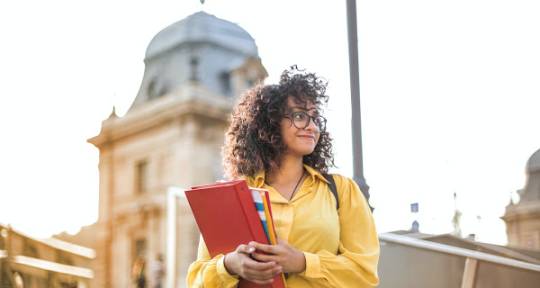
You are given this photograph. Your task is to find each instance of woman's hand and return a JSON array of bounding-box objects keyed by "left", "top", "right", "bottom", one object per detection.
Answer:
[
  {"left": 224, "top": 244, "right": 282, "bottom": 285},
  {"left": 249, "top": 239, "right": 306, "bottom": 274}
]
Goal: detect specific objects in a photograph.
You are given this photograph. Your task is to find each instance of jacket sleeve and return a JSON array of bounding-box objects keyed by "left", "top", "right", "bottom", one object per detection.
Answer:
[
  {"left": 298, "top": 176, "right": 380, "bottom": 287},
  {"left": 186, "top": 236, "right": 240, "bottom": 288}
]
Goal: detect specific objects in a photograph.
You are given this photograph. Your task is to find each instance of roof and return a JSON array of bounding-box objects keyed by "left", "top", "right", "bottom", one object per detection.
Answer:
[
  {"left": 145, "top": 11, "right": 258, "bottom": 60},
  {"left": 527, "top": 148, "right": 540, "bottom": 173},
  {"left": 0, "top": 223, "right": 95, "bottom": 259}
]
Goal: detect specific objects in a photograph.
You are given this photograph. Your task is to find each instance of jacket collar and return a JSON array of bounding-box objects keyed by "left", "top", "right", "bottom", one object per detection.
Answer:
[{"left": 252, "top": 164, "right": 329, "bottom": 187}]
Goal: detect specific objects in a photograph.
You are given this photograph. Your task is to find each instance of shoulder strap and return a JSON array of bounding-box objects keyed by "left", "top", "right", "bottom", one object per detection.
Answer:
[{"left": 322, "top": 173, "right": 339, "bottom": 210}]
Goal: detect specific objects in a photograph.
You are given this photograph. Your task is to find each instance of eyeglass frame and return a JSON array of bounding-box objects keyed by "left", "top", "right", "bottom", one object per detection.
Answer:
[{"left": 283, "top": 110, "right": 327, "bottom": 130}]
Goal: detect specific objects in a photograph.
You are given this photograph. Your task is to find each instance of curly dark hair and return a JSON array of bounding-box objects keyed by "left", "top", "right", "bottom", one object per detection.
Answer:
[{"left": 223, "top": 66, "right": 334, "bottom": 178}]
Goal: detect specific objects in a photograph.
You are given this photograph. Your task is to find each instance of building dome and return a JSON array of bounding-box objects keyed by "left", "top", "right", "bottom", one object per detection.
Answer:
[
  {"left": 145, "top": 11, "right": 258, "bottom": 60},
  {"left": 527, "top": 148, "right": 540, "bottom": 173},
  {"left": 128, "top": 11, "right": 267, "bottom": 113}
]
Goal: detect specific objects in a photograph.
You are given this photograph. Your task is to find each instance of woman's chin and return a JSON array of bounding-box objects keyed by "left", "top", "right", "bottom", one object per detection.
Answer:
[{"left": 293, "top": 147, "right": 316, "bottom": 156}]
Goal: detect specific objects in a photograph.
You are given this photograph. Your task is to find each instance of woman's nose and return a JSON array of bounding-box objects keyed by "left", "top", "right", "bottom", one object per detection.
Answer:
[{"left": 305, "top": 117, "right": 319, "bottom": 132}]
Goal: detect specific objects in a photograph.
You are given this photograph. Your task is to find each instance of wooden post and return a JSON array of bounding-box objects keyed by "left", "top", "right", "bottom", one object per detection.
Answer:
[{"left": 461, "top": 257, "right": 478, "bottom": 288}]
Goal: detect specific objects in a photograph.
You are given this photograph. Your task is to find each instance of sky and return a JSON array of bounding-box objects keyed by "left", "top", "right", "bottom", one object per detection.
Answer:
[{"left": 1, "top": 0, "right": 539, "bottom": 245}]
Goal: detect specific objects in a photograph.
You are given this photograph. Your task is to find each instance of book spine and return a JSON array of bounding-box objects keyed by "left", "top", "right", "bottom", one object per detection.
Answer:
[
  {"left": 252, "top": 190, "right": 270, "bottom": 242},
  {"left": 235, "top": 183, "right": 269, "bottom": 244}
]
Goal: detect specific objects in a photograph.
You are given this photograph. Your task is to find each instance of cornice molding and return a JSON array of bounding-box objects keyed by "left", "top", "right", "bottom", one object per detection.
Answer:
[{"left": 88, "top": 84, "right": 234, "bottom": 149}]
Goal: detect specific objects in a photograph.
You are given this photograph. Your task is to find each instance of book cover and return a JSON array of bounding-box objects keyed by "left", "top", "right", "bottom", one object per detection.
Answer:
[{"left": 186, "top": 180, "right": 286, "bottom": 288}]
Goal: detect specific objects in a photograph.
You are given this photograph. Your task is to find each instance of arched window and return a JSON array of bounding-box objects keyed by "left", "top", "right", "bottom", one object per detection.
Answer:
[
  {"left": 147, "top": 80, "right": 158, "bottom": 100},
  {"left": 135, "top": 160, "right": 149, "bottom": 194},
  {"left": 220, "top": 72, "right": 231, "bottom": 96}
]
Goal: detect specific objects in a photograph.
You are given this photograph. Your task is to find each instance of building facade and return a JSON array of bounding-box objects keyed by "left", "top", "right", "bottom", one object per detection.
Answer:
[
  {"left": 86, "top": 12, "right": 267, "bottom": 287},
  {"left": 503, "top": 148, "right": 540, "bottom": 250}
]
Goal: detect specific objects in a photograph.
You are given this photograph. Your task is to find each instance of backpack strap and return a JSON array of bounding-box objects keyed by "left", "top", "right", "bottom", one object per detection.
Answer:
[{"left": 322, "top": 173, "right": 339, "bottom": 210}]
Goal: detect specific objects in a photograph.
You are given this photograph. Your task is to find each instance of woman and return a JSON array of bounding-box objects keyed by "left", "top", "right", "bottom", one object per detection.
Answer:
[{"left": 187, "top": 67, "right": 379, "bottom": 287}]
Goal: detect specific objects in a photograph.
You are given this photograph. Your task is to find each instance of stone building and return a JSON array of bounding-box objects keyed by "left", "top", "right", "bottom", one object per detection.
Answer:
[
  {"left": 503, "top": 148, "right": 540, "bottom": 250},
  {"left": 77, "top": 11, "right": 267, "bottom": 287},
  {"left": 1, "top": 224, "right": 94, "bottom": 288}
]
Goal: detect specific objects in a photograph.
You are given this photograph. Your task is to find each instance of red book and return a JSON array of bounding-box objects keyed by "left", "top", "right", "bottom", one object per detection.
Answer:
[{"left": 186, "top": 180, "right": 286, "bottom": 288}]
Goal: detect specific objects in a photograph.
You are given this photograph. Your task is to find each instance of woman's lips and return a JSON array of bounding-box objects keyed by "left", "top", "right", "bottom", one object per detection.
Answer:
[{"left": 298, "top": 135, "right": 316, "bottom": 140}]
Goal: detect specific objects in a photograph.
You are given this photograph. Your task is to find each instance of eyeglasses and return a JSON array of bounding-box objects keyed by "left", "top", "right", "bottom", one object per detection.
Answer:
[{"left": 284, "top": 111, "right": 327, "bottom": 130}]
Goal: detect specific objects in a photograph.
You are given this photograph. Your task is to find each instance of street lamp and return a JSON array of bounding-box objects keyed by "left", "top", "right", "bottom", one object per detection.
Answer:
[{"left": 346, "top": 0, "right": 372, "bottom": 209}]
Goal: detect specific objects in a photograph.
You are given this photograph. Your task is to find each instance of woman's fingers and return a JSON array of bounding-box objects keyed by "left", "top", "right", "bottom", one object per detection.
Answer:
[
  {"left": 240, "top": 255, "right": 282, "bottom": 281},
  {"left": 244, "top": 265, "right": 282, "bottom": 281},
  {"left": 236, "top": 244, "right": 255, "bottom": 255},
  {"left": 251, "top": 252, "right": 277, "bottom": 263},
  {"left": 249, "top": 241, "right": 278, "bottom": 254},
  {"left": 232, "top": 242, "right": 285, "bottom": 282},
  {"left": 243, "top": 257, "right": 276, "bottom": 271}
]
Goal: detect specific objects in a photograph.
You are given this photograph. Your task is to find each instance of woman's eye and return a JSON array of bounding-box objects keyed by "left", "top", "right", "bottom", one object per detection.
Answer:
[{"left": 294, "top": 113, "right": 306, "bottom": 120}]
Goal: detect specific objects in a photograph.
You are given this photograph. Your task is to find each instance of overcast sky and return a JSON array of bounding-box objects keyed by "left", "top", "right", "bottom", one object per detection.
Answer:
[{"left": 1, "top": 0, "right": 539, "bottom": 245}]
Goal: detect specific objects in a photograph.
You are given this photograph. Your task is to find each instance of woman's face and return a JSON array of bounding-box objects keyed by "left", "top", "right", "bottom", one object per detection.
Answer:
[{"left": 280, "top": 97, "right": 322, "bottom": 157}]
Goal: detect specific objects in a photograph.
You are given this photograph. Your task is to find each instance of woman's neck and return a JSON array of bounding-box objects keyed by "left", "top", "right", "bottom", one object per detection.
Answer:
[{"left": 266, "top": 154, "right": 304, "bottom": 186}]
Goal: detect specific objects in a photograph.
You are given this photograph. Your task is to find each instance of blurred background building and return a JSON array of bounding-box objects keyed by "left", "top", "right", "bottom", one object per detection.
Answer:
[
  {"left": 58, "top": 11, "right": 266, "bottom": 288},
  {"left": 503, "top": 148, "right": 540, "bottom": 250},
  {"left": 0, "top": 224, "right": 94, "bottom": 287}
]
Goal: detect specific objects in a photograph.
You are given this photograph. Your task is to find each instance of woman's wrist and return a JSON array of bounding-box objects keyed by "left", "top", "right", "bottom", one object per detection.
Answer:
[
  {"left": 223, "top": 252, "right": 238, "bottom": 276},
  {"left": 294, "top": 250, "right": 307, "bottom": 273}
]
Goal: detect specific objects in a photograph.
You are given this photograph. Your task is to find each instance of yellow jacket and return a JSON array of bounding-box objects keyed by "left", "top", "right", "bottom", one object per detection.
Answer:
[{"left": 187, "top": 165, "right": 379, "bottom": 287}]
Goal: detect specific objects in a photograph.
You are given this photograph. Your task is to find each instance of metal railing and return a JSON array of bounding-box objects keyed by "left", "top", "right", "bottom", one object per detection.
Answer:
[{"left": 379, "top": 233, "right": 540, "bottom": 288}]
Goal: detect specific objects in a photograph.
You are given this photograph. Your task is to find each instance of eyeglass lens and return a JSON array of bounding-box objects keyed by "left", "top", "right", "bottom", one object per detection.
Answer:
[{"left": 291, "top": 111, "right": 326, "bottom": 129}]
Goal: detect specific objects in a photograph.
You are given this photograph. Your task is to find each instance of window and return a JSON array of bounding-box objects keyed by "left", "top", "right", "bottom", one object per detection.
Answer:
[
  {"left": 133, "top": 238, "right": 147, "bottom": 258},
  {"left": 220, "top": 72, "right": 231, "bottom": 95},
  {"left": 22, "top": 239, "right": 39, "bottom": 258},
  {"left": 147, "top": 80, "right": 158, "bottom": 100},
  {"left": 135, "top": 160, "right": 149, "bottom": 194},
  {"left": 190, "top": 56, "right": 200, "bottom": 82},
  {"left": 147, "top": 78, "right": 169, "bottom": 99},
  {"left": 0, "top": 230, "right": 5, "bottom": 249},
  {"left": 56, "top": 251, "right": 74, "bottom": 265}
]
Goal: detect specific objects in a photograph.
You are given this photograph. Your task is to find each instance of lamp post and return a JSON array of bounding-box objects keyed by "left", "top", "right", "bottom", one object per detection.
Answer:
[{"left": 346, "top": 0, "right": 372, "bottom": 209}]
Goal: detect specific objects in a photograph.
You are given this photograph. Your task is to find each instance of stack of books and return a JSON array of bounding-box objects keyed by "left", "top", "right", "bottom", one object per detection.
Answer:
[{"left": 186, "top": 180, "right": 286, "bottom": 288}]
